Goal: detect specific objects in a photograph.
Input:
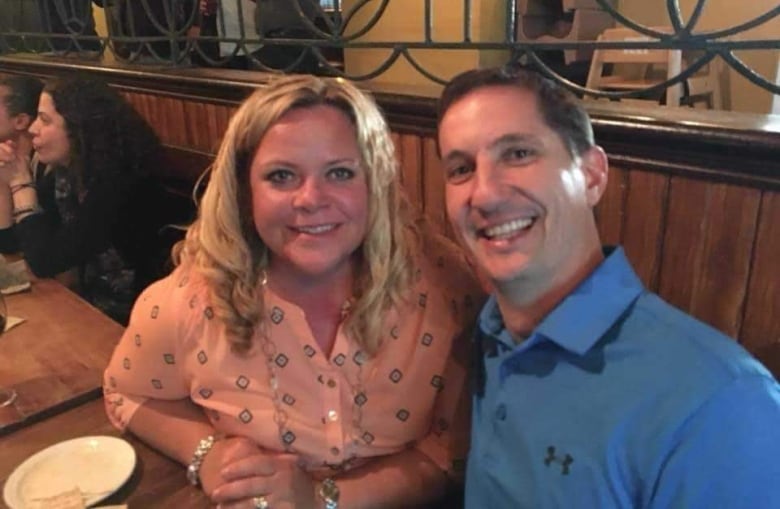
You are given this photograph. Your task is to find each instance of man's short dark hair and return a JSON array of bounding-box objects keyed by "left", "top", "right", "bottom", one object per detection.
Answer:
[
  {"left": 437, "top": 66, "right": 595, "bottom": 158},
  {"left": 0, "top": 75, "right": 44, "bottom": 118}
]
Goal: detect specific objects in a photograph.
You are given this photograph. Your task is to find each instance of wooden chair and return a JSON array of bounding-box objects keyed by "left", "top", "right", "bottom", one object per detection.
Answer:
[{"left": 585, "top": 26, "right": 723, "bottom": 108}]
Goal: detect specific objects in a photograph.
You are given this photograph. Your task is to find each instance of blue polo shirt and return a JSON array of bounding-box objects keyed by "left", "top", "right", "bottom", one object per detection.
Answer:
[{"left": 465, "top": 247, "right": 780, "bottom": 508}]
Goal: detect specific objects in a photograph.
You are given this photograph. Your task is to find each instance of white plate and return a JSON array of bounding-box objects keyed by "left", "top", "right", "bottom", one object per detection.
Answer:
[{"left": 3, "top": 436, "right": 136, "bottom": 509}]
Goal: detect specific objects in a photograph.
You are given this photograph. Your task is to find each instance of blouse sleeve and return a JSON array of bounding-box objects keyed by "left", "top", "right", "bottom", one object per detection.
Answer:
[
  {"left": 103, "top": 268, "right": 192, "bottom": 430},
  {"left": 413, "top": 234, "right": 485, "bottom": 480}
]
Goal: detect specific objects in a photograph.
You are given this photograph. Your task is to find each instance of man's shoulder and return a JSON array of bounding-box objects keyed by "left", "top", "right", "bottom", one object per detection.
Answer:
[{"left": 625, "top": 291, "right": 772, "bottom": 382}]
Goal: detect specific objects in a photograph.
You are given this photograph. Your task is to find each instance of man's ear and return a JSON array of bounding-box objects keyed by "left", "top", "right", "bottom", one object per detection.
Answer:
[
  {"left": 12, "top": 113, "right": 32, "bottom": 132},
  {"left": 581, "top": 145, "right": 608, "bottom": 207}
]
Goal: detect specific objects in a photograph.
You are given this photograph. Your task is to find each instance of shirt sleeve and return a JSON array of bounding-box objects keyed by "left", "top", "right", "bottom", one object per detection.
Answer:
[
  {"left": 16, "top": 170, "right": 135, "bottom": 277},
  {"left": 103, "top": 269, "right": 191, "bottom": 431},
  {"left": 650, "top": 374, "right": 780, "bottom": 508},
  {"left": 413, "top": 234, "right": 486, "bottom": 480}
]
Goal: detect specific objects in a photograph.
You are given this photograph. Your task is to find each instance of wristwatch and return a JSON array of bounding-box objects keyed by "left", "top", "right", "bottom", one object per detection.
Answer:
[
  {"left": 186, "top": 435, "right": 216, "bottom": 486},
  {"left": 318, "top": 478, "right": 340, "bottom": 509}
]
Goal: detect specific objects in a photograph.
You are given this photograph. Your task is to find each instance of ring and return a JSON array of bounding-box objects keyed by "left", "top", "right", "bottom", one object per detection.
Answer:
[{"left": 252, "top": 495, "right": 269, "bottom": 509}]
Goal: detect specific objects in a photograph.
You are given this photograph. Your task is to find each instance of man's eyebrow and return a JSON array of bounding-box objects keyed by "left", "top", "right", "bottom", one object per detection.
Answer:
[{"left": 442, "top": 133, "right": 541, "bottom": 162}]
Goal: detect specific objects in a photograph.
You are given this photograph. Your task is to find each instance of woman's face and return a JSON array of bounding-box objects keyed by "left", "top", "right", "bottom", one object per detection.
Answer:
[
  {"left": 28, "top": 92, "right": 71, "bottom": 166},
  {"left": 249, "top": 105, "right": 369, "bottom": 281}
]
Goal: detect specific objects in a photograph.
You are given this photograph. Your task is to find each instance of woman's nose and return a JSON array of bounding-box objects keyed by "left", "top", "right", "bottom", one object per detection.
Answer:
[{"left": 293, "top": 178, "right": 327, "bottom": 211}]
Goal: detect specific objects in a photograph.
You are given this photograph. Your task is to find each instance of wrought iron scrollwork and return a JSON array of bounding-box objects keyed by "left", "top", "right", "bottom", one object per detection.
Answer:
[{"left": 0, "top": 0, "right": 777, "bottom": 98}]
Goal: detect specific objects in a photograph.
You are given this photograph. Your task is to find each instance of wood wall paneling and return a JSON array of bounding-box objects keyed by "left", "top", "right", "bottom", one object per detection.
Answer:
[
  {"left": 658, "top": 178, "right": 761, "bottom": 339},
  {"left": 595, "top": 165, "right": 627, "bottom": 246},
  {"left": 422, "top": 137, "right": 450, "bottom": 235},
  {"left": 740, "top": 191, "right": 780, "bottom": 351},
  {"left": 621, "top": 169, "right": 670, "bottom": 291}
]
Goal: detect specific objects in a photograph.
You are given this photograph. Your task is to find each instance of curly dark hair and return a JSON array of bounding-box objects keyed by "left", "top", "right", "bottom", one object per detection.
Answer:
[{"left": 44, "top": 75, "right": 160, "bottom": 190}]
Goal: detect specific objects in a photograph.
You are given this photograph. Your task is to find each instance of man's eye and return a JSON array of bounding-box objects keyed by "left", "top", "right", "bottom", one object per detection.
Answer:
[
  {"left": 504, "top": 148, "right": 533, "bottom": 162},
  {"left": 327, "top": 166, "right": 356, "bottom": 181},
  {"left": 266, "top": 169, "right": 296, "bottom": 184},
  {"left": 446, "top": 164, "right": 473, "bottom": 184}
]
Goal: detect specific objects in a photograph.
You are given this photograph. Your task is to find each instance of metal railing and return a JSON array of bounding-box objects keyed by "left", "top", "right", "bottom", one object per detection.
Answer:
[{"left": 0, "top": 0, "right": 778, "bottom": 99}]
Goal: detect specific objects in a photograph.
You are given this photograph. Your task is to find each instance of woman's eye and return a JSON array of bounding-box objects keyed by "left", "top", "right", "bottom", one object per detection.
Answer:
[
  {"left": 266, "top": 169, "right": 296, "bottom": 184},
  {"left": 446, "top": 163, "right": 473, "bottom": 184},
  {"left": 327, "top": 166, "right": 356, "bottom": 181}
]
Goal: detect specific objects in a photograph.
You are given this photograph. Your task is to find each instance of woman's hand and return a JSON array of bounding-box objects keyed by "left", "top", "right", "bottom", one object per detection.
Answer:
[
  {"left": 211, "top": 447, "right": 318, "bottom": 509},
  {"left": 199, "top": 436, "right": 262, "bottom": 498},
  {"left": 0, "top": 141, "right": 33, "bottom": 186}
]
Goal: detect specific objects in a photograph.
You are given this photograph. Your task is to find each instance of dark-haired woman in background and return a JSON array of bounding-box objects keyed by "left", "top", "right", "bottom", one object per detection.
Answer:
[
  {"left": 0, "top": 76, "right": 172, "bottom": 323},
  {"left": 0, "top": 75, "right": 43, "bottom": 254}
]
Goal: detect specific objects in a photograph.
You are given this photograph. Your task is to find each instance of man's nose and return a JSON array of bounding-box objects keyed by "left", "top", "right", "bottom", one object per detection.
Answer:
[{"left": 470, "top": 159, "right": 506, "bottom": 212}]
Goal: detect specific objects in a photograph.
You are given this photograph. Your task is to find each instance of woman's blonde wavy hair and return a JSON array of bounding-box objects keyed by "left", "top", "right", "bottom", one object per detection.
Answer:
[{"left": 175, "top": 75, "right": 419, "bottom": 356}]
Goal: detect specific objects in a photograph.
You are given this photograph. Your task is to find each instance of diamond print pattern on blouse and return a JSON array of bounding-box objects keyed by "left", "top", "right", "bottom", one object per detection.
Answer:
[
  {"left": 362, "top": 431, "right": 375, "bottom": 444},
  {"left": 303, "top": 345, "right": 316, "bottom": 358},
  {"left": 236, "top": 375, "right": 250, "bottom": 389},
  {"left": 163, "top": 353, "right": 175, "bottom": 365},
  {"left": 418, "top": 293, "right": 427, "bottom": 307},
  {"left": 199, "top": 388, "right": 213, "bottom": 399},
  {"left": 122, "top": 358, "right": 131, "bottom": 370},
  {"left": 238, "top": 409, "right": 253, "bottom": 423},
  {"left": 151, "top": 379, "right": 163, "bottom": 389},
  {"left": 421, "top": 333, "right": 433, "bottom": 346},
  {"left": 431, "top": 375, "right": 444, "bottom": 391},
  {"left": 189, "top": 296, "right": 197, "bottom": 309},
  {"left": 333, "top": 353, "right": 346, "bottom": 366},
  {"left": 353, "top": 351, "right": 366, "bottom": 366},
  {"left": 134, "top": 334, "right": 141, "bottom": 347},
  {"left": 108, "top": 376, "right": 117, "bottom": 388},
  {"left": 197, "top": 350, "right": 208, "bottom": 364},
  {"left": 275, "top": 354, "right": 289, "bottom": 368},
  {"left": 150, "top": 305, "right": 159, "bottom": 319},
  {"left": 270, "top": 306, "right": 284, "bottom": 324},
  {"left": 390, "top": 326, "right": 400, "bottom": 339},
  {"left": 282, "top": 430, "right": 296, "bottom": 444},
  {"left": 389, "top": 369, "right": 403, "bottom": 383},
  {"left": 178, "top": 275, "right": 189, "bottom": 287},
  {"left": 354, "top": 392, "right": 368, "bottom": 406},
  {"left": 396, "top": 409, "right": 410, "bottom": 422},
  {"left": 282, "top": 393, "right": 295, "bottom": 405},
  {"left": 204, "top": 306, "right": 214, "bottom": 320}
]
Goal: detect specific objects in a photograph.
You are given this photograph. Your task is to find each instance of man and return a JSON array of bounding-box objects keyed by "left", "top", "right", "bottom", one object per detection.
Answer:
[
  {"left": 0, "top": 75, "right": 43, "bottom": 253},
  {"left": 437, "top": 66, "right": 780, "bottom": 508}
]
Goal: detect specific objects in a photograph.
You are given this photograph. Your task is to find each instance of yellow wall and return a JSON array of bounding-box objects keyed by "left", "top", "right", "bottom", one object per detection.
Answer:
[
  {"left": 620, "top": 0, "right": 779, "bottom": 113},
  {"left": 342, "top": 0, "right": 509, "bottom": 97}
]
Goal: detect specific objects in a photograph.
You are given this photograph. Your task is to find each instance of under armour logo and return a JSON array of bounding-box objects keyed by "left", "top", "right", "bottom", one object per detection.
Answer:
[{"left": 544, "top": 446, "right": 573, "bottom": 475}]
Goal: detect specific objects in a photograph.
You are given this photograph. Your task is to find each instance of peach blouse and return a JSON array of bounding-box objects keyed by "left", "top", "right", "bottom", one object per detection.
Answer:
[{"left": 104, "top": 242, "right": 482, "bottom": 476}]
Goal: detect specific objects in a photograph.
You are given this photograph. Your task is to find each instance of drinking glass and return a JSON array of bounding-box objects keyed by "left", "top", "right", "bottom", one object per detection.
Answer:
[{"left": 0, "top": 292, "right": 16, "bottom": 408}]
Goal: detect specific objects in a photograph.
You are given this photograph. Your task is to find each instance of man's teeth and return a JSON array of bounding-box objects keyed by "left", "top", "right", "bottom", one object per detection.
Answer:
[
  {"left": 297, "top": 224, "right": 336, "bottom": 234},
  {"left": 483, "top": 218, "right": 533, "bottom": 239}
]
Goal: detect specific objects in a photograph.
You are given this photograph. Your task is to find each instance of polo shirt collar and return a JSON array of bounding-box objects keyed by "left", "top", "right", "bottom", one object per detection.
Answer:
[{"left": 477, "top": 247, "right": 644, "bottom": 356}]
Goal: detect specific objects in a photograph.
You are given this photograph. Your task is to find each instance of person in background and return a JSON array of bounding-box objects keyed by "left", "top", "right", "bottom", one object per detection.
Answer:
[
  {"left": 436, "top": 66, "right": 780, "bottom": 508},
  {"left": 104, "top": 74, "right": 482, "bottom": 508},
  {"left": 0, "top": 75, "right": 43, "bottom": 254},
  {"left": 198, "top": 0, "right": 263, "bottom": 69},
  {"left": 0, "top": 75, "right": 172, "bottom": 324},
  {"left": 37, "top": 0, "right": 102, "bottom": 53}
]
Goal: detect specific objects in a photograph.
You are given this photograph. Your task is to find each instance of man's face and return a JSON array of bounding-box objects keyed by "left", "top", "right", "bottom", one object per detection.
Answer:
[{"left": 438, "top": 85, "right": 606, "bottom": 293}]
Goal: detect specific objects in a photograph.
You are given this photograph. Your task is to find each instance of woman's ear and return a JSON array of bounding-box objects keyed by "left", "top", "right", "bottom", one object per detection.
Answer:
[{"left": 580, "top": 145, "right": 609, "bottom": 208}]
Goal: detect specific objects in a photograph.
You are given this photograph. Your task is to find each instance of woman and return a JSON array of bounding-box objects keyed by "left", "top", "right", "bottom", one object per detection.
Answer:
[
  {"left": 0, "top": 74, "right": 43, "bottom": 253},
  {"left": 0, "top": 75, "right": 171, "bottom": 323},
  {"left": 104, "top": 75, "right": 483, "bottom": 508}
]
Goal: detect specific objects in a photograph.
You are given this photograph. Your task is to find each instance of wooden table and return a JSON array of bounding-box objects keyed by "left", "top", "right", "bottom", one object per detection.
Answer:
[
  {"left": 0, "top": 398, "right": 211, "bottom": 508},
  {"left": 0, "top": 279, "right": 124, "bottom": 435}
]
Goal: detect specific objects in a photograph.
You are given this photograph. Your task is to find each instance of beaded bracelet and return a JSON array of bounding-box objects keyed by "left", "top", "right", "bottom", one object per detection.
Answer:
[{"left": 10, "top": 182, "right": 35, "bottom": 194}]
